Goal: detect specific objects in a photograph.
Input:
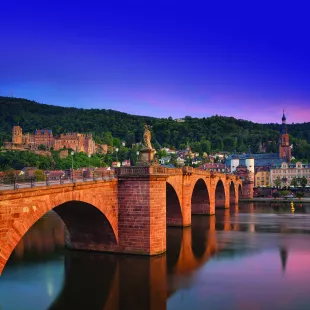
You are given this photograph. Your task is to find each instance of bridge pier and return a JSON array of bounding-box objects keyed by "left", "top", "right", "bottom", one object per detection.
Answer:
[{"left": 117, "top": 166, "right": 168, "bottom": 255}]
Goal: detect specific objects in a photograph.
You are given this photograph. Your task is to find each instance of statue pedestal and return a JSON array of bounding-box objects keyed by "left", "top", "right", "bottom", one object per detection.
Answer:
[{"left": 137, "top": 148, "right": 158, "bottom": 166}]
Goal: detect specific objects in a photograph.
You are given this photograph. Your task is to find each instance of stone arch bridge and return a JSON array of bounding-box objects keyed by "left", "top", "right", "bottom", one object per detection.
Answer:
[{"left": 0, "top": 166, "right": 242, "bottom": 274}]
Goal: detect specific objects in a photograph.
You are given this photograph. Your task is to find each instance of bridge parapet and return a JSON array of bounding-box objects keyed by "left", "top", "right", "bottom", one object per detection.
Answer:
[
  {"left": 166, "top": 168, "right": 183, "bottom": 175},
  {"left": 182, "top": 167, "right": 210, "bottom": 176},
  {"left": 115, "top": 166, "right": 169, "bottom": 178}
]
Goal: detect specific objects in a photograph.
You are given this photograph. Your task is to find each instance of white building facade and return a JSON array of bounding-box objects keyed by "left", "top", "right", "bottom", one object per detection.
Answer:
[{"left": 270, "top": 162, "right": 310, "bottom": 187}]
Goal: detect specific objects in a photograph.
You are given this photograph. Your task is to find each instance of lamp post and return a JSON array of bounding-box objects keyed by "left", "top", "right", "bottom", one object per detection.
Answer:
[
  {"left": 115, "top": 147, "right": 119, "bottom": 164},
  {"left": 88, "top": 154, "right": 91, "bottom": 169},
  {"left": 71, "top": 151, "right": 75, "bottom": 182},
  {"left": 136, "top": 151, "right": 140, "bottom": 166},
  {"left": 71, "top": 151, "right": 75, "bottom": 170}
]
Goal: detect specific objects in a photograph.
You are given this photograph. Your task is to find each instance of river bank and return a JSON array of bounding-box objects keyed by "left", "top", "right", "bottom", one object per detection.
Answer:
[{"left": 240, "top": 197, "right": 310, "bottom": 202}]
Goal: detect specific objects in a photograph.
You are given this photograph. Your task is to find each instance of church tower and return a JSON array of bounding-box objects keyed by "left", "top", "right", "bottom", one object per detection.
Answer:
[
  {"left": 279, "top": 111, "right": 291, "bottom": 162},
  {"left": 12, "top": 125, "right": 23, "bottom": 144}
]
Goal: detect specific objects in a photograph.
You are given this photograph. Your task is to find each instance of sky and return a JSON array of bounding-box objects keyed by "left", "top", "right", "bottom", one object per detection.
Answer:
[{"left": 1, "top": 1, "right": 310, "bottom": 124}]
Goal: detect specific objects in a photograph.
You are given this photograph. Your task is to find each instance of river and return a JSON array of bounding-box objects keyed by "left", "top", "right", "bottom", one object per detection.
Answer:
[{"left": 1, "top": 202, "right": 310, "bottom": 310}]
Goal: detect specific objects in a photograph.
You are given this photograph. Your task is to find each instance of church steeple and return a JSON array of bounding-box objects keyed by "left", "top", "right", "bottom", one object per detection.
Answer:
[
  {"left": 281, "top": 110, "right": 287, "bottom": 134},
  {"left": 282, "top": 110, "right": 286, "bottom": 123},
  {"left": 279, "top": 111, "right": 291, "bottom": 162}
]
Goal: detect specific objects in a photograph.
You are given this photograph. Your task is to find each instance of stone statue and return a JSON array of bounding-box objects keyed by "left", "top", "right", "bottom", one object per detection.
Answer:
[{"left": 143, "top": 124, "right": 153, "bottom": 150}]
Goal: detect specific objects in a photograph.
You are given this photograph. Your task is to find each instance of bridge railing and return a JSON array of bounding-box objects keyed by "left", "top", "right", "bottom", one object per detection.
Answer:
[
  {"left": 0, "top": 170, "right": 116, "bottom": 191},
  {"left": 166, "top": 168, "right": 183, "bottom": 175},
  {"left": 115, "top": 166, "right": 169, "bottom": 177},
  {"left": 182, "top": 167, "right": 213, "bottom": 176}
]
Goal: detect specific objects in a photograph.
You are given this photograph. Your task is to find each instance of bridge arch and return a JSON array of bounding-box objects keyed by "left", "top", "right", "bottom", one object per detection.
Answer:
[
  {"left": 191, "top": 178, "right": 211, "bottom": 214},
  {"left": 166, "top": 182, "right": 183, "bottom": 226},
  {"left": 230, "top": 181, "right": 236, "bottom": 204},
  {"left": 0, "top": 192, "right": 118, "bottom": 275},
  {"left": 54, "top": 201, "right": 117, "bottom": 250},
  {"left": 215, "top": 179, "right": 226, "bottom": 208},
  {"left": 238, "top": 184, "right": 242, "bottom": 199}
]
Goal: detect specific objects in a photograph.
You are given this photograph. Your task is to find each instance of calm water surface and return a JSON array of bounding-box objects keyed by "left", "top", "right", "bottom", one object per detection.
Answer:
[{"left": 1, "top": 202, "right": 310, "bottom": 310}]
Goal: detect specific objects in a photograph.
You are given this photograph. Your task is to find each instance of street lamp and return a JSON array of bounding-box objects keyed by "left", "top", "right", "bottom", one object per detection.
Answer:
[
  {"left": 136, "top": 151, "right": 140, "bottom": 165},
  {"left": 88, "top": 154, "right": 91, "bottom": 169},
  {"left": 115, "top": 148, "right": 119, "bottom": 163},
  {"left": 71, "top": 151, "right": 75, "bottom": 170}
]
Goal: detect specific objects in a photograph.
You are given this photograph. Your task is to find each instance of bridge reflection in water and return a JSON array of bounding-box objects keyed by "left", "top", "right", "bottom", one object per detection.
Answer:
[
  {"left": 6, "top": 202, "right": 307, "bottom": 310},
  {"left": 5, "top": 206, "right": 246, "bottom": 310}
]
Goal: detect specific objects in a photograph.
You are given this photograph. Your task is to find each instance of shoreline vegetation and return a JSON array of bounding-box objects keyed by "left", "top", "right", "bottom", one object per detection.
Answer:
[{"left": 1, "top": 96, "right": 310, "bottom": 162}]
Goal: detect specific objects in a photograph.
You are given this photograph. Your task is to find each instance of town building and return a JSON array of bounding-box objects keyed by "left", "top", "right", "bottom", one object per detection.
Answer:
[
  {"left": 45, "top": 170, "right": 65, "bottom": 180},
  {"left": 122, "top": 160, "right": 131, "bottom": 167},
  {"left": 234, "top": 164, "right": 254, "bottom": 198},
  {"left": 230, "top": 149, "right": 254, "bottom": 174},
  {"left": 160, "top": 147, "right": 176, "bottom": 154},
  {"left": 20, "top": 167, "right": 39, "bottom": 177},
  {"left": 226, "top": 112, "right": 291, "bottom": 169},
  {"left": 176, "top": 144, "right": 195, "bottom": 160},
  {"left": 254, "top": 166, "right": 270, "bottom": 187},
  {"left": 270, "top": 161, "right": 310, "bottom": 188},
  {"left": 159, "top": 156, "right": 171, "bottom": 165},
  {"left": 176, "top": 157, "right": 185, "bottom": 166},
  {"left": 200, "top": 163, "right": 226, "bottom": 172},
  {"left": 191, "top": 157, "right": 202, "bottom": 165}
]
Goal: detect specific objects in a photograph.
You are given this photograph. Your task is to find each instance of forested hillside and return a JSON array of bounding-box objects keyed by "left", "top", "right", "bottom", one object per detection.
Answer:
[{"left": 1, "top": 96, "right": 310, "bottom": 161}]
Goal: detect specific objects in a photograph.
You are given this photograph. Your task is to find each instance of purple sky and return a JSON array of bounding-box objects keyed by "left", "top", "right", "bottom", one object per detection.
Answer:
[{"left": 1, "top": 1, "right": 310, "bottom": 124}]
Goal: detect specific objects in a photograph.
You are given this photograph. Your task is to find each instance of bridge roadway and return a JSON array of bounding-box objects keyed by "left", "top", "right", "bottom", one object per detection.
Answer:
[{"left": 0, "top": 166, "right": 242, "bottom": 275}]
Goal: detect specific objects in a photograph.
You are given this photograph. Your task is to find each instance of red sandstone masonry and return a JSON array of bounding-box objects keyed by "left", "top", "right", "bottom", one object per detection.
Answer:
[
  {"left": 118, "top": 177, "right": 167, "bottom": 255},
  {"left": 0, "top": 180, "right": 119, "bottom": 274},
  {"left": 0, "top": 168, "right": 242, "bottom": 275}
]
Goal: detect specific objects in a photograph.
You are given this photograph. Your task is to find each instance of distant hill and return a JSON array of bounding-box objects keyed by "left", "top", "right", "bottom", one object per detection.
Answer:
[{"left": 1, "top": 96, "right": 310, "bottom": 161}]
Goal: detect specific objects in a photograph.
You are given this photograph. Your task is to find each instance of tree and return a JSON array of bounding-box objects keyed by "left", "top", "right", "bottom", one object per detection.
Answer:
[
  {"left": 2, "top": 169, "right": 17, "bottom": 183},
  {"left": 185, "top": 155, "right": 191, "bottom": 166},
  {"left": 300, "top": 176, "right": 308, "bottom": 191},
  {"left": 290, "top": 177, "right": 299, "bottom": 188},
  {"left": 157, "top": 149, "right": 168, "bottom": 159},
  {"left": 200, "top": 140, "right": 211, "bottom": 154},
  {"left": 280, "top": 190, "right": 290, "bottom": 197},
  {"left": 34, "top": 169, "right": 46, "bottom": 181},
  {"left": 2, "top": 96, "right": 310, "bottom": 162},
  {"left": 274, "top": 176, "right": 281, "bottom": 188},
  {"left": 112, "top": 137, "right": 121, "bottom": 148},
  {"left": 296, "top": 192, "right": 304, "bottom": 199},
  {"left": 102, "top": 132, "right": 113, "bottom": 146},
  {"left": 38, "top": 144, "right": 46, "bottom": 151}
]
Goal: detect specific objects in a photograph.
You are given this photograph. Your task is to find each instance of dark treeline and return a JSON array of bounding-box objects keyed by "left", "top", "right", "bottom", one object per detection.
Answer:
[{"left": 1, "top": 96, "right": 310, "bottom": 161}]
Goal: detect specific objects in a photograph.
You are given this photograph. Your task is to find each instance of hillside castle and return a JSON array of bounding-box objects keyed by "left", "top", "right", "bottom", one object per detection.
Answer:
[{"left": 4, "top": 126, "right": 108, "bottom": 155}]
